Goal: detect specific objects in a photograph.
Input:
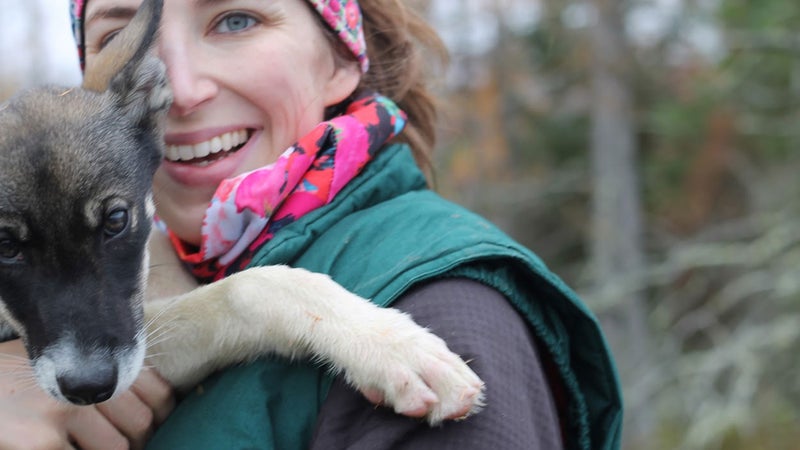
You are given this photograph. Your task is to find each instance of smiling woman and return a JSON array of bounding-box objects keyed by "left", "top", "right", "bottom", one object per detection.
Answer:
[
  {"left": 80, "top": 0, "right": 362, "bottom": 246},
  {"left": 0, "top": 0, "right": 623, "bottom": 448}
]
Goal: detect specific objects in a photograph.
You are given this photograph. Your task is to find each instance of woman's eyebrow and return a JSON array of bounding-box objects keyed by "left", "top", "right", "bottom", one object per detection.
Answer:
[
  {"left": 85, "top": 6, "right": 138, "bottom": 27},
  {"left": 196, "top": 0, "right": 239, "bottom": 7}
]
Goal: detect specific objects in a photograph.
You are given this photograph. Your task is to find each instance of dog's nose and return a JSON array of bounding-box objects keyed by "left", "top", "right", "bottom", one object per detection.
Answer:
[{"left": 56, "top": 364, "right": 118, "bottom": 405}]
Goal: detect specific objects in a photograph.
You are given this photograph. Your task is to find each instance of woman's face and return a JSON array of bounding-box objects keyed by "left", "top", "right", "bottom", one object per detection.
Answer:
[{"left": 83, "top": 0, "right": 361, "bottom": 244}]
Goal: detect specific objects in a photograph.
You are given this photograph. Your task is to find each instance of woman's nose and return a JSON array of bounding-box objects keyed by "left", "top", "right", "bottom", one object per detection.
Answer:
[{"left": 158, "top": 40, "right": 218, "bottom": 117}]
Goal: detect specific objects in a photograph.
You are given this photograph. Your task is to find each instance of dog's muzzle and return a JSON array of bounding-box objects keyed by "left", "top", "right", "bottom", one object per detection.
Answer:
[{"left": 33, "top": 333, "right": 146, "bottom": 405}]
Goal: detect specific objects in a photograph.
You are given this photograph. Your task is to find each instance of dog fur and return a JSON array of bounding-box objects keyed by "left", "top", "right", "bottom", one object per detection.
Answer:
[{"left": 0, "top": 0, "right": 483, "bottom": 425}]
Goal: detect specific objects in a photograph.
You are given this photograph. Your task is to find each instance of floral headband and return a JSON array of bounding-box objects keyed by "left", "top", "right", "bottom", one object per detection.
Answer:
[{"left": 69, "top": 0, "right": 369, "bottom": 73}]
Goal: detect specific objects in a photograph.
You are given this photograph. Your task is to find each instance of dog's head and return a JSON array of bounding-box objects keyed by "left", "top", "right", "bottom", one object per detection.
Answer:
[{"left": 0, "top": 0, "right": 170, "bottom": 404}]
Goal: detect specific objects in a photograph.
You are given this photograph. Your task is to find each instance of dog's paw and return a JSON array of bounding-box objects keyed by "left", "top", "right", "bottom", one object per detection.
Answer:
[{"left": 340, "top": 311, "right": 485, "bottom": 426}]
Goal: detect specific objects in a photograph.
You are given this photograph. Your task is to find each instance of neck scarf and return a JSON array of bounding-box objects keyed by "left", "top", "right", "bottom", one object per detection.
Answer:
[{"left": 168, "top": 92, "right": 406, "bottom": 282}]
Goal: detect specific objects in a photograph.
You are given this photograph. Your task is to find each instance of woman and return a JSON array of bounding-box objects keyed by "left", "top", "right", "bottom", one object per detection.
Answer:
[{"left": 0, "top": 0, "right": 622, "bottom": 448}]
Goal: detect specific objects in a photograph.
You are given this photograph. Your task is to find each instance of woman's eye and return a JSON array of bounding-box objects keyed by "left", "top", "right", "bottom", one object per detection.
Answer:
[
  {"left": 215, "top": 13, "right": 258, "bottom": 33},
  {"left": 100, "top": 30, "right": 122, "bottom": 50}
]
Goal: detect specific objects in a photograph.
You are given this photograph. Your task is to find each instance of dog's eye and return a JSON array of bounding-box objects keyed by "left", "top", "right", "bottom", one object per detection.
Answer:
[
  {"left": 0, "top": 237, "right": 22, "bottom": 264},
  {"left": 103, "top": 208, "right": 129, "bottom": 238}
]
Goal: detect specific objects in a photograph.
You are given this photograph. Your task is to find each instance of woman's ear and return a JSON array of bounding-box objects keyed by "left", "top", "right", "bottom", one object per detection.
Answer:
[{"left": 323, "top": 61, "right": 362, "bottom": 107}]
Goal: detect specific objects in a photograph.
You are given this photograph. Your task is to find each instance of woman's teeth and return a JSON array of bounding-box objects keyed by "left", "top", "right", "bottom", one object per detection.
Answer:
[{"left": 164, "top": 129, "right": 249, "bottom": 163}]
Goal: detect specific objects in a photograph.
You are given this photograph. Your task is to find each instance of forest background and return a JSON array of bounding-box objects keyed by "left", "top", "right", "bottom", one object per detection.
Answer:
[{"left": 1, "top": 1, "right": 798, "bottom": 449}]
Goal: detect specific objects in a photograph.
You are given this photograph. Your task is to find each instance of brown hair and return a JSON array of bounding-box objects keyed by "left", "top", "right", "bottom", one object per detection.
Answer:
[{"left": 319, "top": 1, "right": 448, "bottom": 185}]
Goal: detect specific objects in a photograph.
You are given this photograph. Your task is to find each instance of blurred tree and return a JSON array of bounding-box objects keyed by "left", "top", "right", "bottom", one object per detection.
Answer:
[
  {"left": 586, "top": 0, "right": 653, "bottom": 441},
  {"left": 0, "top": 0, "right": 81, "bottom": 100},
  {"left": 420, "top": 0, "right": 800, "bottom": 448}
]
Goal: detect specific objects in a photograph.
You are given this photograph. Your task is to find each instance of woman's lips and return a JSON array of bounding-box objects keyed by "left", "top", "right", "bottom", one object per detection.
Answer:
[
  {"left": 164, "top": 129, "right": 250, "bottom": 163},
  {"left": 159, "top": 127, "right": 260, "bottom": 187}
]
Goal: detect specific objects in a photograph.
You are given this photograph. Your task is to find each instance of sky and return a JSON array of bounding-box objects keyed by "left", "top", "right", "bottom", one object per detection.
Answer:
[{"left": 0, "top": 0, "right": 81, "bottom": 87}]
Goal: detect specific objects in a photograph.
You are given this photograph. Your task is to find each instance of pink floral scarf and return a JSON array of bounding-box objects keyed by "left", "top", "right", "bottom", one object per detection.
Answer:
[{"left": 168, "top": 93, "right": 406, "bottom": 282}]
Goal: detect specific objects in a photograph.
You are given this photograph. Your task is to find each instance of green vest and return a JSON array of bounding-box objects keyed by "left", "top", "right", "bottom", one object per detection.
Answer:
[{"left": 148, "top": 144, "right": 623, "bottom": 450}]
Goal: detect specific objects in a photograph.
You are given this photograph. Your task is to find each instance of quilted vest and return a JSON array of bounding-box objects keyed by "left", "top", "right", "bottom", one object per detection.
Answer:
[{"left": 148, "top": 144, "right": 623, "bottom": 450}]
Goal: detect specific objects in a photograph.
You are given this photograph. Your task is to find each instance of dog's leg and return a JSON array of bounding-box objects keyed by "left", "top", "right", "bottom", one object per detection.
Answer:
[{"left": 143, "top": 266, "right": 485, "bottom": 425}]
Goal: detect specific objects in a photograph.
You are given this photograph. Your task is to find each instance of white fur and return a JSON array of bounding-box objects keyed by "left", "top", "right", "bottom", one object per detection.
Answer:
[
  {"left": 142, "top": 230, "right": 485, "bottom": 425},
  {"left": 0, "top": 299, "right": 24, "bottom": 342}
]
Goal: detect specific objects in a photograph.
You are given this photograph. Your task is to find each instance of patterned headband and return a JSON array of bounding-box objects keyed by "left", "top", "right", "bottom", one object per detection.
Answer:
[{"left": 69, "top": 0, "right": 369, "bottom": 73}]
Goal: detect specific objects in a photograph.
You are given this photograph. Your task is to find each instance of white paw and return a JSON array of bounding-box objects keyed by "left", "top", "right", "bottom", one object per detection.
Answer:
[{"left": 342, "top": 310, "right": 485, "bottom": 425}]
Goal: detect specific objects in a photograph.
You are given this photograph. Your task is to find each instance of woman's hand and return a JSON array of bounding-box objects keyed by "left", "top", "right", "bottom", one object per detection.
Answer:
[{"left": 0, "top": 339, "right": 175, "bottom": 450}]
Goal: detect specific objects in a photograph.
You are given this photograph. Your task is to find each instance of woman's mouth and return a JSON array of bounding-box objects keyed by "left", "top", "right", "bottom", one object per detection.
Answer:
[{"left": 164, "top": 129, "right": 252, "bottom": 166}]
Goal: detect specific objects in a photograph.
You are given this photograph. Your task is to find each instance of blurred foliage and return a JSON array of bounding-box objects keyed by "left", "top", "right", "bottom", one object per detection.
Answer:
[{"left": 426, "top": 0, "right": 800, "bottom": 448}]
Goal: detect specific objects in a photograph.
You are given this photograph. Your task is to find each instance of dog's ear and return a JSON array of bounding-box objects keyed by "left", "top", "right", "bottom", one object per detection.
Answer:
[
  {"left": 82, "top": 0, "right": 162, "bottom": 93},
  {"left": 108, "top": 54, "right": 172, "bottom": 130},
  {"left": 82, "top": 0, "right": 171, "bottom": 128}
]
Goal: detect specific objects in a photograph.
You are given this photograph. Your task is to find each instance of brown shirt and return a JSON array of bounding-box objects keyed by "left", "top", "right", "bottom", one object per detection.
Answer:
[{"left": 309, "top": 278, "right": 564, "bottom": 450}]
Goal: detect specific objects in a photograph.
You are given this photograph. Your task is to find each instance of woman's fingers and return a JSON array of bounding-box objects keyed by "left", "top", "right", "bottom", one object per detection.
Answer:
[
  {"left": 130, "top": 368, "right": 176, "bottom": 425},
  {"left": 92, "top": 368, "right": 176, "bottom": 449},
  {"left": 66, "top": 405, "right": 130, "bottom": 450},
  {"left": 95, "top": 390, "right": 155, "bottom": 450},
  {"left": 0, "top": 339, "right": 176, "bottom": 450}
]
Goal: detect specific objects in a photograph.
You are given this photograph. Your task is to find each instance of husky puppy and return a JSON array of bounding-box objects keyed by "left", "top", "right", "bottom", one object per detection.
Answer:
[{"left": 0, "top": 0, "right": 483, "bottom": 425}]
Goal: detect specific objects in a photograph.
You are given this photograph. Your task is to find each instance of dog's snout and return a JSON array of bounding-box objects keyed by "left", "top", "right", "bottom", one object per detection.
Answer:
[
  {"left": 34, "top": 334, "right": 146, "bottom": 406},
  {"left": 56, "top": 364, "right": 118, "bottom": 405}
]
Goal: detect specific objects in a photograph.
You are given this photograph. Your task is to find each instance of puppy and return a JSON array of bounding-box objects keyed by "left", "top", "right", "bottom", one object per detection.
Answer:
[{"left": 0, "top": 0, "right": 483, "bottom": 425}]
